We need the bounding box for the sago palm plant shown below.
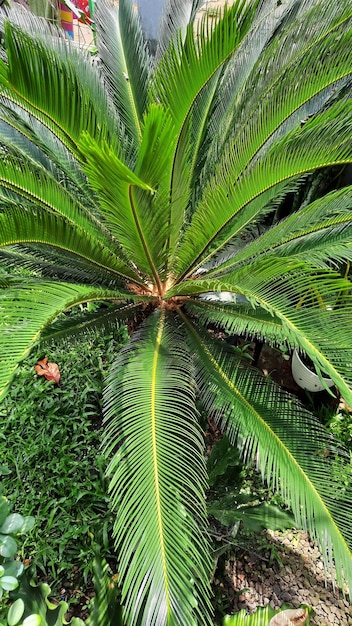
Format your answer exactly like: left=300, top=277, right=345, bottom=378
left=0, top=0, right=352, bottom=623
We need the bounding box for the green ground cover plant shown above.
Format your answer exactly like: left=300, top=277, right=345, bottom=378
left=0, top=0, right=352, bottom=623
left=0, top=326, right=127, bottom=588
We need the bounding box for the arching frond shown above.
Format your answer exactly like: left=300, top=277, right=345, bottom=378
left=170, top=258, right=352, bottom=405
left=41, top=301, right=143, bottom=343
left=184, top=298, right=286, bottom=347
left=211, top=186, right=352, bottom=273
left=0, top=281, right=129, bottom=400
left=215, top=0, right=352, bottom=176
left=103, top=310, right=212, bottom=625
left=155, top=0, right=203, bottom=62
left=179, top=313, right=352, bottom=593
left=150, top=0, right=258, bottom=130
left=79, top=134, right=168, bottom=286
left=0, top=209, right=141, bottom=284
left=175, top=98, right=352, bottom=278
left=0, top=97, right=95, bottom=200
left=0, top=20, right=119, bottom=159
left=0, top=152, right=114, bottom=246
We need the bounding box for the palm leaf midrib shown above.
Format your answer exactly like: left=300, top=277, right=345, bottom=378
left=3, top=88, right=82, bottom=158
left=150, top=306, right=172, bottom=615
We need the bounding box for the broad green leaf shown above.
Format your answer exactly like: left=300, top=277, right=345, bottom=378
left=0, top=514, right=24, bottom=535
left=209, top=501, right=295, bottom=533
left=0, top=535, right=17, bottom=558
left=0, top=575, right=18, bottom=591
left=7, top=598, right=24, bottom=626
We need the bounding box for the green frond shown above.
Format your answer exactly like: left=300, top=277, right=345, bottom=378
left=103, top=309, right=212, bottom=625
left=134, top=104, right=179, bottom=275
left=155, top=0, right=203, bottom=61
left=213, top=186, right=352, bottom=273
left=94, top=0, right=152, bottom=149
left=0, top=209, right=141, bottom=284
left=0, top=19, right=119, bottom=159
left=0, top=281, right=128, bottom=400
left=184, top=298, right=286, bottom=347
left=0, top=244, right=128, bottom=289
left=170, top=258, right=352, bottom=404
left=150, top=0, right=258, bottom=129
left=175, top=97, right=352, bottom=278
left=0, top=151, right=115, bottom=246
left=166, top=71, right=223, bottom=261
left=79, top=133, right=168, bottom=285
left=179, top=313, right=352, bottom=593
left=41, top=301, right=142, bottom=343
left=0, top=97, right=95, bottom=198
left=215, top=0, right=352, bottom=177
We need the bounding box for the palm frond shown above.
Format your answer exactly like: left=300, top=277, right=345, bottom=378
left=212, top=186, right=352, bottom=273
left=0, top=209, right=141, bottom=284
left=170, top=258, right=352, bottom=404
left=175, top=97, right=352, bottom=278
left=150, top=0, right=258, bottom=130
left=0, top=96, right=96, bottom=201
left=214, top=0, right=352, bottom=177
left=155, top=0, right=203, bottom=62
left=41, top=301, right=141, bottom=343
left=0, top=150, right=115, bottom=246
left=0, top=19, right=119, bottom=159
left=0, top=244, right=128, bottom=289
left=103, top=309, right=212, bottom=625
left=179, top=312, right=352, bottom=593
left=94, top=0, right=152, bottom=151
left=184, top=298, right=286, bottom=347
left=79, top=133, right=169, bottom=286
left=0, top=281, right=129, bottom=400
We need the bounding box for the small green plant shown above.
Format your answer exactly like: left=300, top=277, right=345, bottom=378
left=207, top=437, right=294, bottom=536
left=5, top=575, right=85, bottom=626
left=0, top=488, right=35, bottom=626
left=0, top=491, right=34, bottom=605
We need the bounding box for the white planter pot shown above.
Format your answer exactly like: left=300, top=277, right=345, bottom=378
left=291, top=349, right=334, bottom=392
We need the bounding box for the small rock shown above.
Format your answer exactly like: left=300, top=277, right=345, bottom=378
left=280, top=591, right=293, bottom=602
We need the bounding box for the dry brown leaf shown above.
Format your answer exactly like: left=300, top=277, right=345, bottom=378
left=34, top=357, right=61, bottom=384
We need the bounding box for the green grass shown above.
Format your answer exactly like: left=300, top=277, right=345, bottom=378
left=0, top=323, right=128, bottom=590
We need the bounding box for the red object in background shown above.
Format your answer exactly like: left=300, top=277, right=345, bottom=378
left=77, top=0, right=91, bottom=23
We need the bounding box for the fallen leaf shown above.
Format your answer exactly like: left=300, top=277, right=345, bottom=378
left=34, top=357, right=60, bottom=384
